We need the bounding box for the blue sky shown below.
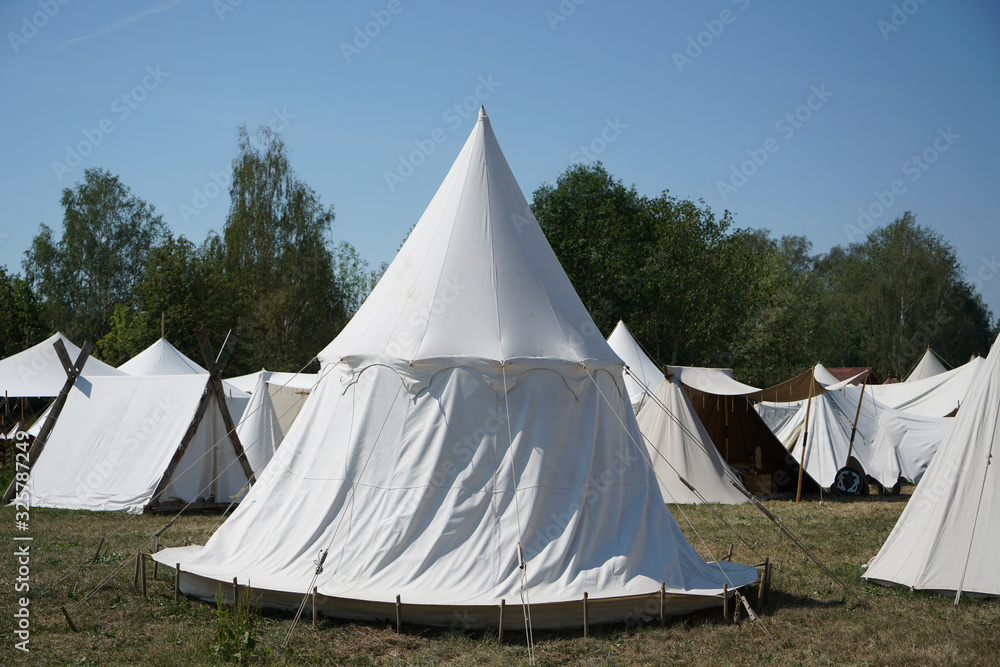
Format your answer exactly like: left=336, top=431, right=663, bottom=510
left=3, top=0, right=999, bottom=324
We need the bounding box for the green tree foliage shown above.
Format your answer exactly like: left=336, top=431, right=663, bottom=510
left=532, top=163, right=766, bottom=370
left=532, top=163, right=651, bottom=335
left=97, top=235, right=235, bottom=366
left=223, top=125, right=346, bottom=373
left=827, top=212, right=993, bottom=380
left=333, top=241, right=385, bottom=317
left=0, top=267, right=44, bottom=358
left=533, top=167, right=993, bottom=386
left=23, top=168, right=167, bottom=344
left=639, top=194, right=764, bottom=368
left=734, top=234, right=834, bottom=386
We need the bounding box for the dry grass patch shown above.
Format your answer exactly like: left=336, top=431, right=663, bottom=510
left=1, top=487, right=996, bottom=665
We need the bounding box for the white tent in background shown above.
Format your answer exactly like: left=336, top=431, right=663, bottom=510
left=155, top=108, right=755, bottom=628
left=19, top=373, right=255, bottom=513
left=233, top=370, right=319, bottom=476
left=118, top=337, right=251, bottom=422
left=755, top=365, right=872, bottom=490
left=606, top=320, right=664, bottom=412
left=868, top=356, right=983, bottom=417
left=905, top=347, right=948, bottom=382
left=864, top=333, right=1000, bottom=598
left=118, top=337, right=208, bottom=375
left=636, top=377, right=748, bottom=504
left=866, top=408, right=954, bottom=486
left=0, top=332, right=123, bottom=397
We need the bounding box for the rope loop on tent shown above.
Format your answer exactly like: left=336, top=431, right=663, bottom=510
left=314, top=549, right=328, bottom=575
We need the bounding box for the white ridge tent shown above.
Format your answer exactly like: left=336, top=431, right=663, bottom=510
left=905, top=347, right=948, bottom=382
left=863, top=333, right=1000, bottom=598
left=21, top=372, right=255, bottom=513
left=232, top=370, right=319, bottom=476
left=0, top=332, right=123, bottom=397
left=606, top=320, right=664, bottom=413
left=636, top=377, right=748, bottom=504
left=154, top=107, right=756, bottom=628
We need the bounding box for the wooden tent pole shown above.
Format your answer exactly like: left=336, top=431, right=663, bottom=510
left=724, top=396, right=729, bottom=461
left=3, top=340, right=91, bottom=502
left=845, top=370, right=870, bottom=464
left=795, top=373, right=816, bottom=503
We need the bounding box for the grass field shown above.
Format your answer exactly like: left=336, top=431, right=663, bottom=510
left=1, top=487, right=997, bottom=665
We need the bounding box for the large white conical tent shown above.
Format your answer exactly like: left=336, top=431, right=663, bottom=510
left=155, top=108, right=755, bottom=628
left=636, top=378, right=748, bottom=505
left=606, top=320, right=664, bottom=412
left=864, top=332, right=1000, bottom=598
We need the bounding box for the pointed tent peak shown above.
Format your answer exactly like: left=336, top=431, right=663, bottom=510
left=118, top=337, right=208, bottom=376
left=907, top=347, right=948, bottom=382
left=606, top=320, right=663, bottom=411
left=319, top=108, right=619, bottom=367
left=478, top=105, right=488, bottom=121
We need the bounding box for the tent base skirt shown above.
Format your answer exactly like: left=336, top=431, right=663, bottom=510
left=172, top=568, right=743, bottom=630
left=861, top=577, right=1000, bottom=600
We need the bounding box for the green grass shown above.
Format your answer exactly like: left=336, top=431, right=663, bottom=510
left=1, top=489, right=996, bottom=665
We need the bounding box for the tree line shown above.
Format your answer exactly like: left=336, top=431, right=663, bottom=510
left=5, top=125, right=382, bottom=376
left=533, top=163, right=996, bottom=386
left=1, top=132, right=995, bottom=386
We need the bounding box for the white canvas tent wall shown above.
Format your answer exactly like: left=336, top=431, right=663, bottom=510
left=863, top=333, right=1000, bottom=598
left=118, top=337, right=251, bottom=422
left=155, top=108, right=756, bottom=628
left=866, top=408, right=953, bottom=486
left=905, top=347, right=948, bottom=382
left=22, top=373, right=254, bottom=513
left=234, top=370, right=318, bottom=476
left=636, top=378, right=748, bottom=504
left=606, top=320, right=664, bottom=413
left=0, top=332, right=123, bottom=397
left=772, top=385, right=882, bottom=489
left=868, top=356, right=983, bottom=417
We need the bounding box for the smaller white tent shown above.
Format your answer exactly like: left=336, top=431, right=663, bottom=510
left=606, top=321, right=663, bottom=412
left=235, top=371, right=319, bottom=476
left=864, top=333, right=1000, bottom=598
left=636, top=378, right=748, bottom=504
left=118, top=338, right=251, bottom=421
left=118, top=337, right=207, bottom=376
left=20, top=373, right=255, bottom=513
left=0, top=332, right=123, bottom=397
left=905, top=348, right=948, bottom=382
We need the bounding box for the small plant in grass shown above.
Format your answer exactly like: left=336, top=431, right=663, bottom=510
left=213, top=585, right=266, bottom=663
